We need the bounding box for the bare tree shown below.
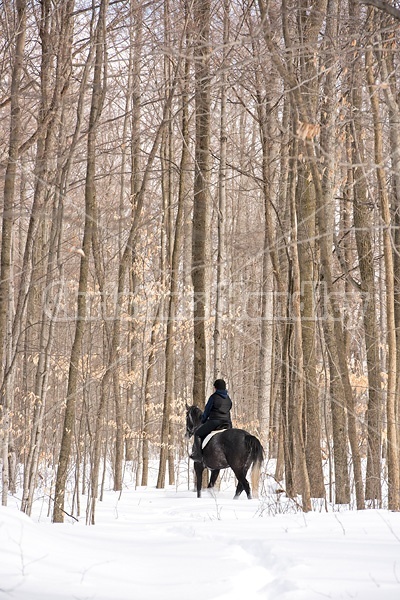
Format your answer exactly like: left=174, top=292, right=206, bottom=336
left=364, top=7, right=399, bottom=511
left=213, top=0, right=229, bottom=380
left=192, top=0, right=211, bottom=409
left=21, top=0, right=75, bottom=516
left=0, top=0, right=27, bottom=506
left=157, top=3, right=190, bottom=488
left=346, top=0, right=382, bottom=503
left=54, top=0, right=109, bottom=523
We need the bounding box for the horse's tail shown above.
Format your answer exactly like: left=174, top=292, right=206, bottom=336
left=245, top=434, right=264, bottom=499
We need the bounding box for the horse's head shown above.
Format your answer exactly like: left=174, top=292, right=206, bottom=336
left=185, top=404, right=203, bottom=438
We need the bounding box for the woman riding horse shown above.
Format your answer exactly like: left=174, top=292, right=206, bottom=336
left=189, top=379, right=232, bottom=462
left=186, top=403, right=264, bottom=499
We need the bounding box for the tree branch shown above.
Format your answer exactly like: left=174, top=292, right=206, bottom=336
left=361, top=0, right=400, bottom=20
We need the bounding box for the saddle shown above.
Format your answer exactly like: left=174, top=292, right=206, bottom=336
left=201, top=426, right=228, bottom=450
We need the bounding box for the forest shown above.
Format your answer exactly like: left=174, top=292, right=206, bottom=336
left=1, top=0, right=400, bottom=524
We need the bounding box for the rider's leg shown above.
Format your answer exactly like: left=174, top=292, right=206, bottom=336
left=189, top=433, right=203, bottom=461
left=189, top=422, right=215, bottom=461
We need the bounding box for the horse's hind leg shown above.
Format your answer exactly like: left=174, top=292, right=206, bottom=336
left=234, top=480, right=244, bottom=498
left=233, top=470, right=251, bottom=499
left=208, top=469, right=220, bottom=490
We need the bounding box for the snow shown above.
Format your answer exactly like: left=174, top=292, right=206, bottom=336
left=1, top=464, right=400, bottom=600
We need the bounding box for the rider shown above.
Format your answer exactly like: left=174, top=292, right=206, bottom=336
left=189, top=379, right=232, bottom=462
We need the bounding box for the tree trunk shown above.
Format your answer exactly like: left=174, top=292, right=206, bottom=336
left=0, top=0, right=27, bottom=506
left=377, top=14, right=400, bottom=505
left=141, top=304, right=161, bottom=487
left=213, top=0, right=229, bottom=380
left=20, top=0, right=74, bottom=516
left=54, top=0, right=108, bottom=523
left=254, top=78, right=279, bottom=448
left=317, top=109, right=365, bottom=509
left=126, top=0, right=143, bottom=463
left=296, top=165, right=325, bottom=498
left=364, top=12, right=399, bottom=510
left=347, top=31, right=382, bottom=502
left=289, top=137, right=312, bottom=512
left=192, top=0, right=211, bottom=409
left=157, top=19, right=190, bottom=487
left=380, top=27, right=400, bottom=498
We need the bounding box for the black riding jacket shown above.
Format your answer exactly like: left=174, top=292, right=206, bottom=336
left=202, top=390, right=232, bottom=425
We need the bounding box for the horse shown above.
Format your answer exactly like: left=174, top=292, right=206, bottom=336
left=185, top=404, right=264, bottom=499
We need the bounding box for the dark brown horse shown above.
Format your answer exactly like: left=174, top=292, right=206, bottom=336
left=186, top=405, right=264, bottom=499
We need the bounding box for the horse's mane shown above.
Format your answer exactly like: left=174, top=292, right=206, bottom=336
left=190, top=405, right=203, bottom=417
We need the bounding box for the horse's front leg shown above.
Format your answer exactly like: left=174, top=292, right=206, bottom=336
left=208, top=469, right=220, bottom=490
left=194, top=462, right=204, bottom=498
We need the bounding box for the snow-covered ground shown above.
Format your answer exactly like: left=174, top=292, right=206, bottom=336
left=1, top=462, right=400, bottom=599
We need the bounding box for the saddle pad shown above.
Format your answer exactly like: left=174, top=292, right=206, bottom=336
left=202, top=430, right=223, bottom=450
